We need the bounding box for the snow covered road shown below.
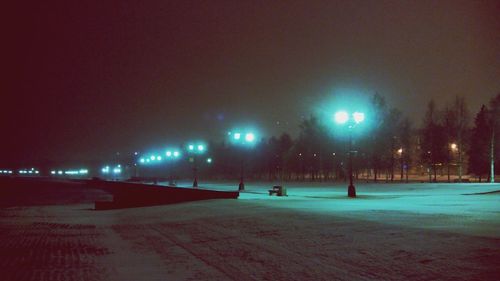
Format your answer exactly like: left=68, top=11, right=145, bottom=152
left=0, top=181, right=499, bottom=280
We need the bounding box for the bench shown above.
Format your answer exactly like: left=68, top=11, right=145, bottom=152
left=269, top=185, right=287, bottom=196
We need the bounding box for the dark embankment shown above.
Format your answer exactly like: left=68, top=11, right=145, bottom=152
left=0, top=177, right=111, bottom=207
left=91, top=180, right=239, bottom=210
left=0, top=177, right=239, bottom=209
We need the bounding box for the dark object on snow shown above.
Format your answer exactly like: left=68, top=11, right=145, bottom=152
left=269, top=185, right=287, bottom=196
left=94, top=181, right=239, bottom=210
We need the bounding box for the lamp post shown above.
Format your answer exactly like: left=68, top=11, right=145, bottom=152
left=187, top=143, right=205, bottom=187
left=229, top=131, right=256, bottom=191
left=334, top=110, right=365, bottom=197
left=165, top=149, right=181, bottom=186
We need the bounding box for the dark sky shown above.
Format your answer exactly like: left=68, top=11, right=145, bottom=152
left=3, top=0, right=499, bottom=165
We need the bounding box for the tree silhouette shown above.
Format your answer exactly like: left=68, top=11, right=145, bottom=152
left=420, top=100, right=447, bottom=182
left=398, top=117, right=412, bottom=182
left=468, top=105, right=490, bottom=181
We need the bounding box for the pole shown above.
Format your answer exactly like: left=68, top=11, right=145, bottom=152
left=490, top=130, right=495, bottom=183
left=348, top=129, right=356, bottom=197
left=193, top=156, right=198, bottom=187
left=239, top=154, right=245, bottom=191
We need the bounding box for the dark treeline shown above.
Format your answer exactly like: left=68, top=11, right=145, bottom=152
left=195, top=93, right=500, bottom=183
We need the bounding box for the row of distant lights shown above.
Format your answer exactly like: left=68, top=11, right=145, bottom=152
left=51, top=169, right=88, bottom=175
left=229, top=132, right=256, bottom=143
left=334, top=111, right=365, bottom=124
left=101, top=165, right=121, bottom=174
left=18, top=168, right=39, bottom=174
left=0, top=170, right=13, bottom=174
left=139, top=149, right=182, bottom=164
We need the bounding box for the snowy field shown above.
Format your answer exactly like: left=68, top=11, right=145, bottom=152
left=0, top=180, right=499, bottom=280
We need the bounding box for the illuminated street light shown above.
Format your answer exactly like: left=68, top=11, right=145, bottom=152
left=162, top=148, right=182, bottom=186
left=229, top=129, right=258, bottom=190
left=450, top=143, right=458, bottom=151
left=334, top=110, right=365, bottom=198
left=245, top=133, right=255, bottom=142
left=207, top=157, right=212, bottom=164
left=353, top=112, right=365, bottom=123
left=186, top=142, right=207, bottom=187
left=101, top=166, right=110, bottom=174
left=334, top=111, right=349, bottom=124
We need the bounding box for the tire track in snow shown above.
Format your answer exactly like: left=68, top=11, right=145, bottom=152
left=150, top=220, right=369, bottom=281
left=148, top=224, right=238, bottom=281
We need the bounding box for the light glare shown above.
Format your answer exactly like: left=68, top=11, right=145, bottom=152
left=334, top=111, right=349, bottom=124
left=353, top=112, right=365, bottom=123
left=245, top=133, right=255, bottom=142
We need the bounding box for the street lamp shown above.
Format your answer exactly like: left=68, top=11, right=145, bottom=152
left=164, top=148, right=182, bottom=186
left=228, top=130, right=257, bottom=191
left=187, top=142, right=206, bottom=187
left=334, top=111, right=365, bottom=197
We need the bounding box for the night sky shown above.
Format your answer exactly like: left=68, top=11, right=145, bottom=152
left=3, top=0, right=499, bottom=166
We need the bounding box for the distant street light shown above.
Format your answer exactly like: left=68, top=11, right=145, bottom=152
left=334, top=110, right=365, bottom=197
left=450, top=143, right=458, bottom=151
left=166, top=149, right=182, bottom=185
left=228, top=130, right=257, bottom=191
left=186, top=142, right=206, bottom=187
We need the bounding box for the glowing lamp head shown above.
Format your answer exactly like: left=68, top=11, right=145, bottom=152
left=157, top=156, right=162, bottom=161
left=207, top=158, right=212, bottom=164
left=334, top=111, right=349, bottom=124
left=173, top=151, right=180, bottom=158
left=353, top=112, right=365, bottom=123
left=139, top=158, right=145, bottom=163
left=245, top=133, right=255, bottom=142
left=150, top=155, right=156, bottom=161
left=188, top=145, right=194, bottom=151
left=233, top=133, right=241, bottom=140
left=166, top=151, right=172, bottom=157
left=197, top=145, right=205, bottom=152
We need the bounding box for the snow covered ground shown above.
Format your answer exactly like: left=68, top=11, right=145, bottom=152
left=0, top=180, right=499, bottom=280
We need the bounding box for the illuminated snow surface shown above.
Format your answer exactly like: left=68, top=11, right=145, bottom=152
left=0, top=181, right=499, bottom=280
